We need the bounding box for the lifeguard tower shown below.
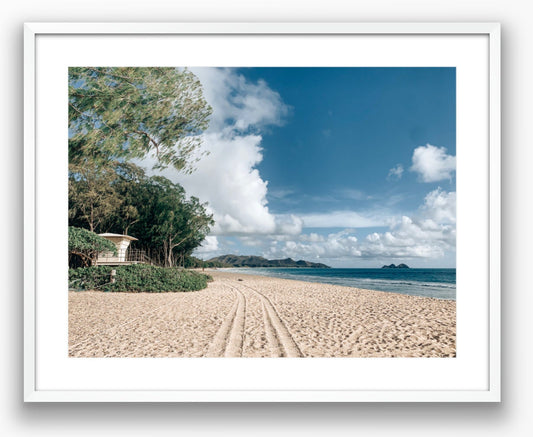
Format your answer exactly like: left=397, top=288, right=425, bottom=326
left=96, top=233, right=141, bottom=265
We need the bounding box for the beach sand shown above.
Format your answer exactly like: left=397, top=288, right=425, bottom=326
left=69, top=270, right=456, bottom=358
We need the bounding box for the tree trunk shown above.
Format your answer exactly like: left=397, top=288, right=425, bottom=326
left=89, top=206, right=95, bottom=232
left=166, top=238, right=174, bottom=267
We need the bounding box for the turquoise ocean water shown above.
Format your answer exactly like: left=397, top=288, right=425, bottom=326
left=222, top=268, right=456, bottom=300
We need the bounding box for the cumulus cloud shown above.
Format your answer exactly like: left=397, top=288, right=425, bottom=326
left=300, top=232, right=325, bottom=243
left=421, top=188, right=456, bottom=224
left=194, top=236, right=219, bottom=254
left=411, top=144, right=456, bottom=182
left=275, top=214, right=303, bottom=235
left=175, top=132, right=277, bottom=235
left=360, top=216, right=455, bottom=259
left=387, top=164, right=404, bottom=181
left=265, top=189, right=456, bottom=262
left=265, top=230, right=361, bottom=260
left=191, top=67, right=289, bottom=133
left=360, top=188, right=456, bottom=259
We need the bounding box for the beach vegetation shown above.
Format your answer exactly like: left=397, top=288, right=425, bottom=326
left=68, top=227, right=117, bottom=267
left=69, top=264, right=210, bottom=292
left=69, top=162, right=214, bottom=267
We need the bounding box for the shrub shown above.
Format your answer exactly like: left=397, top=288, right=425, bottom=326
left=68, top=227, right=117, bottom=267
left=68, top=264, right=210, bottom=292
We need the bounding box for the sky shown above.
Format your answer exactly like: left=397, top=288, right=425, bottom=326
left=145, top=67, right=456, bottom=268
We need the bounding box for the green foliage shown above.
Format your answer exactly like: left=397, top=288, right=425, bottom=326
left=69, top=67, right=212, bottom=172
left=144, top=176, right=214, bottom=267
left=69, top=264, right=113, bottom=289
left=68, top=162, right=214, bottom=265
left=68, top=227, right=117, bottom=266
left=68, top=67, right=215, bottom=263
left=68, top=226, right=117, bottom=253
left=68, top=162, right=122, bottom=232
left=68, top=264, right=210, bottom=292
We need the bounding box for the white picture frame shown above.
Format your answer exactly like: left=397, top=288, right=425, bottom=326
left=24, top=22, right=501, bottom=402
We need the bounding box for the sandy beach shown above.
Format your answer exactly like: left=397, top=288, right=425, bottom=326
left=69, top=270, right=456, bottom=358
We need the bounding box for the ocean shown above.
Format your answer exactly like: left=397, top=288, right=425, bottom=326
left=222, top=267, right=456, bottom=300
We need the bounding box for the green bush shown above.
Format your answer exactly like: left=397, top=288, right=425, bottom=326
left=69, top=264, right=210, bottom=292
left=68, top=227, right=117, bottom=267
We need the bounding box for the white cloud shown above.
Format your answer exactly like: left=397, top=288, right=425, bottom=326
left=360, top=216, right=455, bottom=259
left=411, top=144, right=456, bottom=182
left=275, top=214, right=303, bottom=235
left=421, top=188, right=456, bottom=224
left=300, top=232, right=325, bottom=243
left=191, top=67, right=289, bottom=133
left=194, top=236, right=219, bottom=254
left=358, top=189, right=456, bottom=259
left=387, top=164, right=404, bottom=181
left=237, top=236, right=264, bottom=247
left=265, top=230, right=361, bottom=260
left=264, top=189, right=456, bottom=262
left=176, top=132, right=277, bottom=235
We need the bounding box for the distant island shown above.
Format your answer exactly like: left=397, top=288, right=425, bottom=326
left=381, top=263, right=410, bottom=269
left=207, top=254, right=331, bottom=269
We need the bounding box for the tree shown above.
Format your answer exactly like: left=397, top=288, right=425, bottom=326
left=146, top=177, right=214, bottom=267
left=68, top=67, right=212, bottom=172
left=68, top=162, right=122, bottom=233
left=68, top=227, right=117, bottom=267
left=111, top=162, right=147, bottom=235
left=171, top=196, right=214, bottom=266
left=68, top=161, right=214, bottom=267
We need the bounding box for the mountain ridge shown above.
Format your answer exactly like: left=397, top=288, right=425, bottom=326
left=207, top=254, right=331, bottom=268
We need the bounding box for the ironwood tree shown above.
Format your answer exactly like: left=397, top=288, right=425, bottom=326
left=69, top=67, right=212, bottom=172
left=68, top=162, right=122, bottom=233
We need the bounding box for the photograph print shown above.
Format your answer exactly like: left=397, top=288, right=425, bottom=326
left=68, top=66, right=456, bottom=358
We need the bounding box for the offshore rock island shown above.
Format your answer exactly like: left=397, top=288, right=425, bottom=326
left=207, top=254, right=331, bottom=268
left=381, top=263, right=410, bottom=269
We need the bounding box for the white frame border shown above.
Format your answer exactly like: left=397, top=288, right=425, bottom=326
left=24, top=22, right=501, bottom=403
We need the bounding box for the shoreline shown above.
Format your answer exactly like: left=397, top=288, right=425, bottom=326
left=69, top=270, right=456, bottom=358
left=208, top=267, right=456, bottom=301
left=206, top=268, right=448, bottom=300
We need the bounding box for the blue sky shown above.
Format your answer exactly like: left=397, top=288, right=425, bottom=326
left=249, top=68, right=455, bottom=215
left=149, top=67, right=456, bottom=268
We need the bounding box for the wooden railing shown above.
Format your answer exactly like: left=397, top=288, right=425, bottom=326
left=125, top=249, right=154, bottom=264
left=96, top=249, right=157, bottom=266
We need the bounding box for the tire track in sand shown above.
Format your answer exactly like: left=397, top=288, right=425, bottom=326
left=231, top=280, right=302, bottom=358
left=205, top=284, right=246, bottom=357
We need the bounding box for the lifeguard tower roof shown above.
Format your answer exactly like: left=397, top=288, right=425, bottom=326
left=99, top=233, right=138, bottom=241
